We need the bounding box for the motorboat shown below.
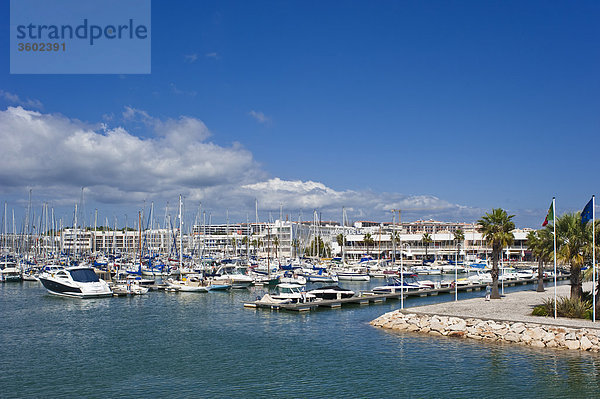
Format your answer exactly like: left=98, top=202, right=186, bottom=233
left=372, top=275, right=430, bottom=293
left=260, top=283, right=316, bottom=304
left=38, top=266, right=112, bottom=298
left=467, top=271, right=492, bottom=284
left=516, top=269, right=535, bottom=280
left=334, top=267, right=371, bottom=281
left=307, top=285, right=355, bottom=300
left=302, top=267, right=339, bottom=283
left=279, top=271, right=307, bottom=285
left=111, top=280, right=149, bottom=295
left=0, top=261, right=22, bottom=282
left=166, top=275, right=209, bottom=292
left=211, top=265, right=253, bottom=288
left=499, top=267, right=519, bottom=281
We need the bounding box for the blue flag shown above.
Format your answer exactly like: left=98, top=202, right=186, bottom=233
left=581, top=197, right=594, bottom=225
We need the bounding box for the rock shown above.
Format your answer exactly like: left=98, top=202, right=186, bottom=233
left=530, top=340, right=546, bottom=348
left=542, top=332, right=555, bottom=343
left=430, top=320, right=445, bottom=332
left=521, top=334, right=532, bottom=343
left=546, top=340, right=558, bottom=348
left=565, top=340, right=580, bottom=350
left=395, top=323, right=410, bottom=330
left=448, top=320, right=467, bottom=331
left=504, top=333, right=520, bottom=342
left=490, top=322, right=505, bottom=331
left=448, top=331, right=466, bottom=338
left=580, top=336, right=593, bottom=351
left=565, top=333, right=576, bottom=340
left=510, top=323, right=526, bottom=334
left=495, top=328, right=509, bottom=337
left=421, top=327, right=430, bottom=334
left=530, top=328, right=545, bottom=341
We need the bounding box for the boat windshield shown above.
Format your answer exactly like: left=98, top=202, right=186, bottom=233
left=69, top=269, right=100, bottom=283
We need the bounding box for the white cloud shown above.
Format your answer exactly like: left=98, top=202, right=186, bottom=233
left=235, top=178, right=477, bottom=222
left=0, top=90, right=43, bottom=109
left=0, top=106, right=262, bottom=205
left=0, top=105, right=478, bottom=223
left=169, top=83, right=197, bottom=97
left=184, top=53, right=198, bottom=63
left=205, top=52, right=220, bottom=60
left=248, top=110, right=270, bottom=124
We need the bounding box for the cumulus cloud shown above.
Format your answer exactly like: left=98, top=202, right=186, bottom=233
left=205, top=52, right=220, bottom=60
left=235, top=178, right=476, bottom=221
left=0, top=106, right=262, bottom=205
left=0, top=90, right=43, bottom=109
left=0, top=105, right=477, bottom=223
left=184, top=53, right=198, bottom=63
left=248, top=110, right=270, bottom=124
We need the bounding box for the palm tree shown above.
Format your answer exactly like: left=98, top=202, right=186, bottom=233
left=421, top=233, right=432, bottom=264
left=454, top=228, right=464, bottom=264
left=477, top=208, right=515, bottom=299
left=363, top=233, right=374, bottom=255
left=336, top=233, right=344, bottom=247
left=553, top=212, right=591, bottom=300
left=230, top=238, right=237, bottom=256
left=527, top=229, right=553, bottom=292
left=273, top=236, right=280, bottom=260
left=291, top=238, right=300, bottom=258
left=390, top=231, right=400, bottom=261
left=241, top=236, right=249, bottom=257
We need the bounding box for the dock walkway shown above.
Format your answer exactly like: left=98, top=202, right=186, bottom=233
left=407, top=280, right=600, bottom=330
left=243, top=275, right=570, bottom=313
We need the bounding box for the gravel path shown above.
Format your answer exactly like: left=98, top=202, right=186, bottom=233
left=406, top=281, right=600, bottom=330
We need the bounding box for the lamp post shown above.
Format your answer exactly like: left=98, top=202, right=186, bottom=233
left=401, top=243, right=410, bottom=310
left=455, top=243, right=460, bottom=301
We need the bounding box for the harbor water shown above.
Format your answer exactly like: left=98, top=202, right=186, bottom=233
left=1, top=279, right=599, bottom=398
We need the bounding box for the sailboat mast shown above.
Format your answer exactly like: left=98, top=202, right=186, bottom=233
left=139, top=211, right=142, bottom=268
left=179, top=195, right=183, bottom=271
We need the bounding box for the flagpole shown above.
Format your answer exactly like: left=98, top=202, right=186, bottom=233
left=593, top=195, right=596, bottom=322
left=553, top=197, right=557, bottom=320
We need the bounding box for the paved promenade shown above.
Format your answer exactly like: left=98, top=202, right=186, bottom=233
left=406, top=281, right=600, bottom=330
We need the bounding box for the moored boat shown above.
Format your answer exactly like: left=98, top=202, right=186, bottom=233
left=38, top=266, right=112, bottom=298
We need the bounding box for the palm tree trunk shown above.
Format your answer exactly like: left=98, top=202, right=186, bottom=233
left=490, top=246, right=501, bottom=299
left=536, top=259, right=545, bottom=292
left=595, top=278, right=600, bottom=317
left=570, top=263, right=583, bottom=300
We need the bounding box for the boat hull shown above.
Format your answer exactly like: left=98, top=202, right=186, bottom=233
left=39, top=277, right=112, bottom=298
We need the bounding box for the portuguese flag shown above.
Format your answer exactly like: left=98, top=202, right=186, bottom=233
left=542, top=200, right=554, bottom=227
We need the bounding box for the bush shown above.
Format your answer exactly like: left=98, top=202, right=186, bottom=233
left=532, top=295, right=593, bottom=320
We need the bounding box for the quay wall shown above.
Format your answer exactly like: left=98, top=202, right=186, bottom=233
left=371, top=310, right=600, bottom=352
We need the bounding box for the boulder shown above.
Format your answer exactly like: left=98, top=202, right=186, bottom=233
left=580, top=336, right=593, bottom=351
left=504, top=332, right=520, bottom=342
left=542, top=332, right=555, bottom=343
left=510, top=323, right=526, bottom=334
left=530, top=340, right=546, bottom=348
left=448, top=319, right=467, bottom=331
left=565, top=340, right=580, bottom=350
left=530, top=328, right=545, bottom=341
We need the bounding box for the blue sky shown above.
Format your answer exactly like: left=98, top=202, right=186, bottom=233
left=0, top=0, right=599, bottom=228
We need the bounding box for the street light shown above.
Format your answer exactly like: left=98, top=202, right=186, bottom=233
left=401, top=242, right=410, bottom=310
left=455, top=243, right=460, bottom=301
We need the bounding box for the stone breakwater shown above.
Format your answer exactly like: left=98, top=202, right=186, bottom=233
left=371, top=310, right=600, bottom=352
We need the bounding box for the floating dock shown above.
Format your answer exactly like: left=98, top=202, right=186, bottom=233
left=243, top=275, right=570, bottom=312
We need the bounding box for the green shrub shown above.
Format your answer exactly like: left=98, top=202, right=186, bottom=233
left=532, top=295, right=593, bottom=320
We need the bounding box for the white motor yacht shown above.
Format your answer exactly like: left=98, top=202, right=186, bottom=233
left=38, top=266, right=112, bottom=298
